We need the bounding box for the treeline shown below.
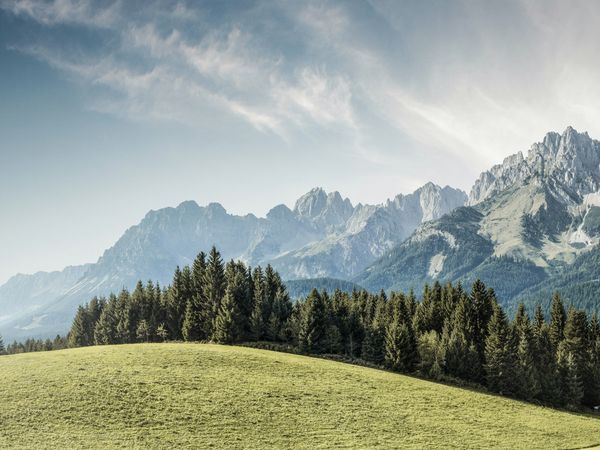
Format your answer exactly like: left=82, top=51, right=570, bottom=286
left=0, top=335, right=68, bottom=355
left=62, top=246, right=600, bottom=411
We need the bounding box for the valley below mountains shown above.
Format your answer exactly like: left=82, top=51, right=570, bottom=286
left=2, top=126, right=600, bottom=341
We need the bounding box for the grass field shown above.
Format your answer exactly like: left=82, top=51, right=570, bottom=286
left=0, top=343, right=599, bottom=449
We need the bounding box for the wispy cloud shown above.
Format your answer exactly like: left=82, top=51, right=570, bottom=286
left=4, top=0, right=600, bottom=175
left=1, top=0, right=358, bottom=141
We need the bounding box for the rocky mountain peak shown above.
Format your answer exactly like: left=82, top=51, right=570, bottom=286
left=468, top=127, right=600, bottom=205
left=293, top=187, right=354, bottom=229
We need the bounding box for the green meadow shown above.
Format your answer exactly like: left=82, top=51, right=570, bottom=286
left=0, top=343, right=598, bottom=449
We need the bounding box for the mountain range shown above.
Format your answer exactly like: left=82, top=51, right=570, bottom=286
left=0, top=182, right=466, bottom=341
left=3, top=126, right=600, bottom=341
left=356, top=127, right=600, bottom=313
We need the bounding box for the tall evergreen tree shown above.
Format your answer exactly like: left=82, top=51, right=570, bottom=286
left=250, top=267, right=266, bottom=340
left=516, top=324, right=541, bottom=400
left=94, top=294, right=118, bottom=345
left=69, top=305, right=91, bottom=347
left=298, top=289, right=328, bottom=354
left=202, top=246, right=225, bottom=337
left=384, top=316, right=417, bottom=371
left=485, top=303, right=514, bottom=394
left=549, top=292, right=566, bottom=349
left=213, top=285, right=242, bottom=344
left=166, top=267, right=187, bottom=340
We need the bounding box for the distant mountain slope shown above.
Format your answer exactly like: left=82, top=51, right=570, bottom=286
left=0, top=183, right=465, bottom=341
left=0, top=265, right=90, bottom=328
left=284, top=278, right=364, bottom=299
left=515, top=243, right=600, bottom=314
left=356, top=127, right=600, bottom=310
left=272, top=183, right=466, bottom=279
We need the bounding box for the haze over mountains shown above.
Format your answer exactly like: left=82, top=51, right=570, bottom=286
left=0, top=182, right=466, bottom=341
left=3, top=126, right=600, bottom=341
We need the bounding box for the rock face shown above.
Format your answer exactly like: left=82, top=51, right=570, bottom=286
left=272, top=183, right=467, bottom=279
left=468, top=127, right=600, bottom=206
left=357, top=127, right=600, bottom=307
left=0, top=183, right=466, bottom=341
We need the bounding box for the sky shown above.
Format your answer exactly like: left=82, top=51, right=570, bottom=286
left=2, top=0, right=600, bottom=284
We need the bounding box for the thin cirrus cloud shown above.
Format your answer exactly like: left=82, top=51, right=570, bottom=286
left=2, top=0, right=358, bottom=144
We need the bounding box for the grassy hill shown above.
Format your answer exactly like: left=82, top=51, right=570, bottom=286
left=0, top=344, right=598, bottom=449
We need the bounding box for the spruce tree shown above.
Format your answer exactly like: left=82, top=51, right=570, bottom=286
left=533, top=304, right=545, bottom=333
left=167, top=267, right=187, bottom=340
left=298, top=289, right=328, bottom=354
left=94, top=295, right=118, bottom=345
left=562, top=307, right=593, bottom=406
left=69, top=305, right=91, bottom=348
left=202, top=246, right=225, bottom=337
left=182, top=299, right=202, bottom=342
left=0, top=334, right=5, bottom=354
left=213, top=287, right=241, bottom=344
left=532, top=323, right=561, bottom=404
left=549, top=292, right=566, bottom=349
left=267, top=288, right=292, bottom=341
left=516, top=324, right=541, bottom=400
left=470, top=280, right=494, bottom=361
left=485, top=303, right=512, bottom=394
left=115, top=289, right=133, bottom=343
left=384, top=317, right=417, bottom=372
left=250, top=267, right=266, bottom=340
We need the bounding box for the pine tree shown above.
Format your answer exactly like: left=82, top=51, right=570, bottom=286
left=69, top=305, right=91, bottom=348
left=182, top=299, right=202, bottom=342
left=267, top=288, right=292, bottom=341
left=530, top=321, right=560, bottom=404
left=213, top=287, right=241, bottom=344
left=557, top=347, right=584, bottom=408
left=115, top=289, right=133, bottom=343
left=561, top=307, right=593, bottom=406
left=0, top=334, right=5, bottom=354
left=250, top=267, right=265, bottom=340
left=589, top=312, right=599, bottom=344
left=298, top=289, right=328, bottom=354
left=94, top=294, right=118, bottom=345
left=533, top=304, right=545, bottom=333
left=549, top=292, right=566, bottom=349
left=384, top=317, right=417, bottom=372
left=470, top=280, right=494, bottom=361
left=202, top=246, right=225, bottom=337
left=516, top=324, right=541, bottom=400
left=190, top=252, right=208, bottom=339
left=485, top=303, right=513, bottom=394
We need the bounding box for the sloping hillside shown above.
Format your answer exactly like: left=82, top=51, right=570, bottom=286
left=0, top=344, right=598, bottom=449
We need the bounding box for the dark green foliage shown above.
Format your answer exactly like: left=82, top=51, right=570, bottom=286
left=298, top=289, right=328, bottom=354
left=384, top=317, right=417, bottom=371
left=202, top=246, right=226, bottom=338
left=485, top=304, right=515, bottom=394
left=549, top=292, right=566, bottom=349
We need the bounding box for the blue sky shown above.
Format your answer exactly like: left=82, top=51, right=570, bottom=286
left=2, top=0, right=600, bottom=284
